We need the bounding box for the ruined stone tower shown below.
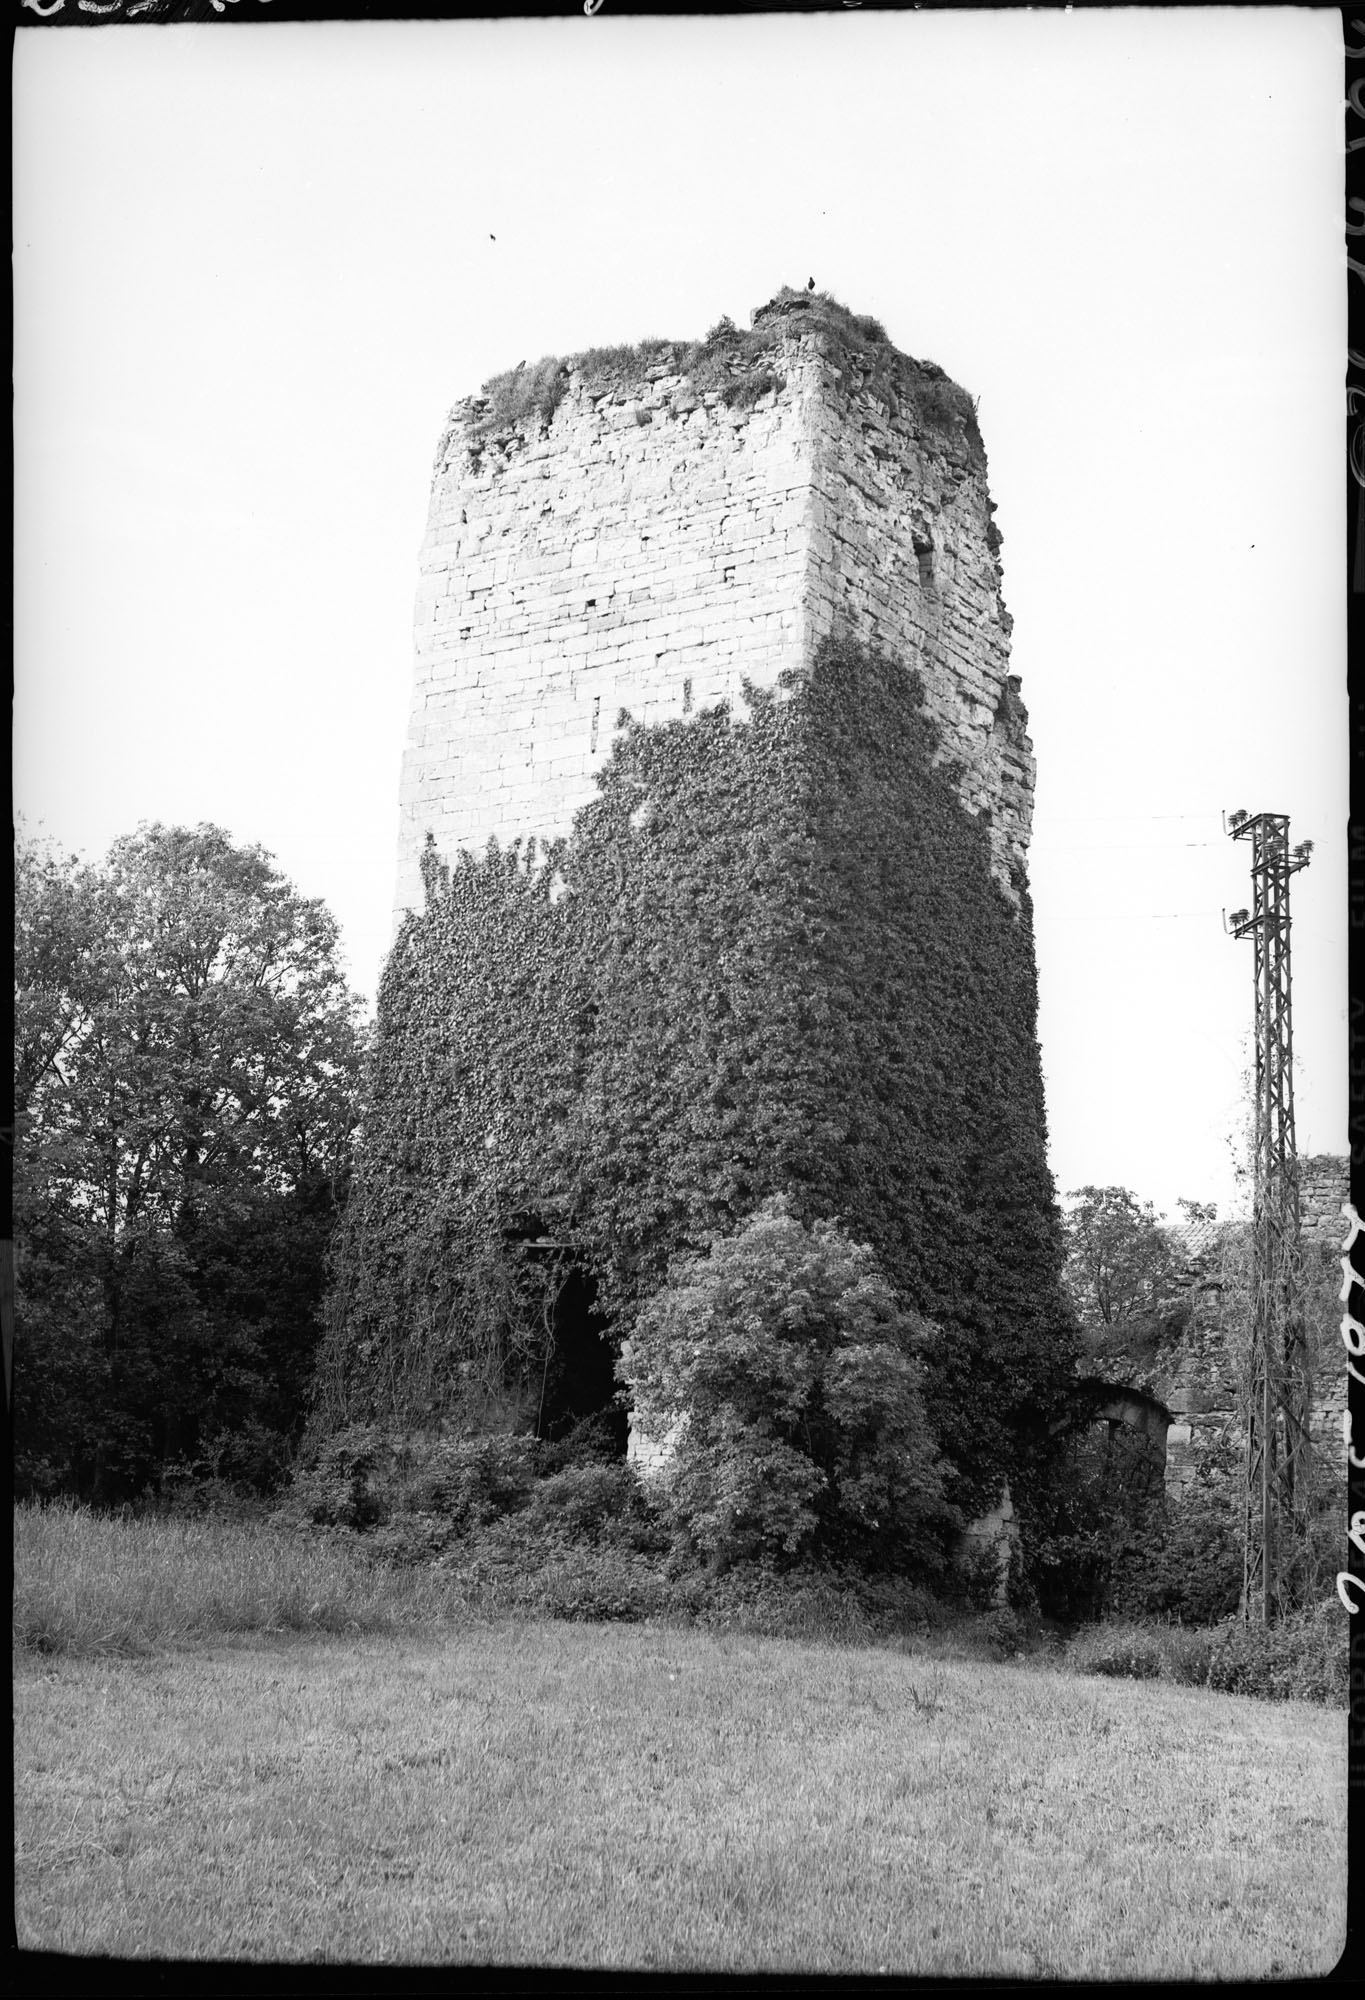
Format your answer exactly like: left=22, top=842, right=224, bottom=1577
left=327, top=292, right=1071, bottom=1529
left=395, top=291, right=1035, bottom=919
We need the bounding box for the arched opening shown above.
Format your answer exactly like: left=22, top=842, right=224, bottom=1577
left=1035, top=1379, right=1175, bottom=1621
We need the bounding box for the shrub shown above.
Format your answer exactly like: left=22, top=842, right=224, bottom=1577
left=1150, top=1622, right=1224, bottom=1687
left=618, top=1198, right=953, bottom=1571
left=367, top=1512, right=463, bottom=1565
left=397, top=1432, right=538, bottom=1528
left=1069, top=1622, right=1165, bottom=1681
left=675, top=1561, right=957, bottom=1649
left=913, top=377, right=971, bottom=432
left=284, top=1424, right=390, bottom=1529
left=438, top=1518, right=672, bottom=1623
left=520, top=1462, right=638, bottom=1542
left=955, top=1542, right=1009, bottom=1613
left=681, top=328, right=787, bottom=409
left=970, top=1606, right=1034, bottom=1660
left=1108, top=1470, right=1243, bottom=1627
left=512, top=1543, right=670, bottom=1623
left=534, top=1410, right=622, bottom=1477
left=1198, top=1600, right=1348, bottom=1705
left=843, top=1568, right=939, bottom=1635
left=697, top=1563, right=877, bottom=1645
left=1067, top=1602, right=1348, bottom=1705
left=281, top=1426, right=541, bottom=1539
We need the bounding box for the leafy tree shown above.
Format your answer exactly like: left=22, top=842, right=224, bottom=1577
left=1036, top=1185, right=1188, bottom=1618
left=617, top=1197, right=955, bottom=1572
left=1061, top=1185, right=1180, bottom=1364
left=13, top=823, right=367, bottom=1502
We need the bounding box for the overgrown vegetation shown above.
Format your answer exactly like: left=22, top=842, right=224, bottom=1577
left=619, top=1200, right=955, bottom=1573
left=312, top=839, right=582, bottom=1439
left=14, top=1485, right=1350, bottom=1712
left=1044, top=1184, right=1347, bottom=1625
left=271, top=1414, right=972, bottom=1642
left=315, top=635, right=1076, bottom=1556
left=1066, top=1600, right=1348, bottom=1706
left=1104, top=1432, right=1244, bottom=1625
left=471, top=353, right=573, bottom=441
left=11, top=1496, right=1011, bottom=1662
left=13, top=824, right=367, bottom=1506
left=460, top=288, right=980, bottom=456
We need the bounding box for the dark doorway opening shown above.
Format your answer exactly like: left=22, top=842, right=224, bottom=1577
left=536, top=1264, right=626, bottom=1455
left=503, top=1214, right=625, bottom=1456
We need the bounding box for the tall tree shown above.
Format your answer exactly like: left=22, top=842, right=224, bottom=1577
left=14, top=823, right=367, bottom=1501
left=1060, top=1185, right=1179, bottom=1359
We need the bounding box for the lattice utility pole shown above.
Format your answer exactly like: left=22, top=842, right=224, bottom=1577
left=1225, top=811, right=1314, bottom=1624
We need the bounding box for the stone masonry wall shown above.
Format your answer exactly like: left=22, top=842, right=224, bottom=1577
left=394, top=314, right=1034, bottom=923
left=1156, top=1155, right=1349, bottom=1501
left=801, top=352, right=1033, bottom=892
left=396, top=365, right=811, bottom=922
left=1300, top=1153, right=1350, bottom=1254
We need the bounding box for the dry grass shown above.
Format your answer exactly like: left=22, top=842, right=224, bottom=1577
left=15, top=1623, right=1345, bottom=1975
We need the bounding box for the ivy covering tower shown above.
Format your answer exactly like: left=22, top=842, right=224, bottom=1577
left=316, top=291, right=1075, bottom=1530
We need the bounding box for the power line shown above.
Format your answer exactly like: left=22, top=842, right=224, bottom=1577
left=1032, top=811, right=1222, bottom=826
left=1039, top=910, right=1228, bottom=924
left=1032, top=841, right=1218, bottom=853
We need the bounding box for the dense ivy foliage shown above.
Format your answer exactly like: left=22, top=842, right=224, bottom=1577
left=315, top=636, right=1076, bottom=1521
left=312, top=844, right=584, bottom=1435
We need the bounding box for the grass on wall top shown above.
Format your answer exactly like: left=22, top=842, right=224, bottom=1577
left=460, top=288, right=981, bottom=455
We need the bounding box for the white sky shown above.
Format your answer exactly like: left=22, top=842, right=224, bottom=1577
left=13, top=10, right=1347, bottom=1225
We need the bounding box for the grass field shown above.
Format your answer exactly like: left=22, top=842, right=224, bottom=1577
left=16, top=1621, right=1346, bottom=1975
left=13, top=1502, right=1349, bottom=1974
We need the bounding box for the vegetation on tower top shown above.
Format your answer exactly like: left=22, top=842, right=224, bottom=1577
left=459, top=288, right=981, bottom=457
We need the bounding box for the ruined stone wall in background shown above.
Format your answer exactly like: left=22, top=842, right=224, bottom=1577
left=1158, top=1154, right=1349, bottom=1500
left=1300, top=1153, right=1350, bottom=1253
